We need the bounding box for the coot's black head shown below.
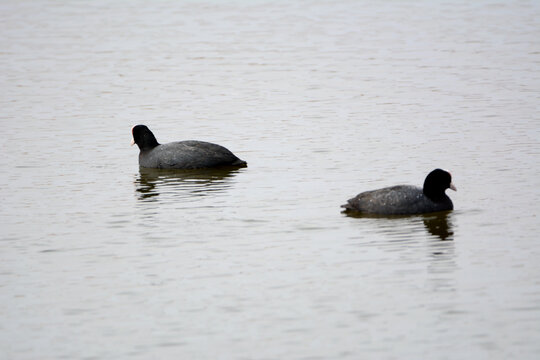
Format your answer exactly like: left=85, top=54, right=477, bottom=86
left=131, top=125, right=160, bottom=151
left=423, top=168, right=457, bottom=201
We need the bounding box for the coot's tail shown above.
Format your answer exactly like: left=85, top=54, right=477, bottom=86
left=232, top=158, right=247, bottom=167
left=340, top=202, right=353, bottom=212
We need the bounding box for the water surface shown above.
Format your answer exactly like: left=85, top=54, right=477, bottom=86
left=1, top=0, right=540, bottom=359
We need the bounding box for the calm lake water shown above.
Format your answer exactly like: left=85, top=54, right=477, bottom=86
left=1, top=0, right=540, bottom=359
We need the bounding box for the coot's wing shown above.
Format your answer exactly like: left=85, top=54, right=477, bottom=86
left=157, top=141, right=244, bottom=169
left=344, top=185, right=423, bottom=215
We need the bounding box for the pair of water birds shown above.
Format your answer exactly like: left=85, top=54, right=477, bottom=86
left=131, top=125, right=456, bottom=216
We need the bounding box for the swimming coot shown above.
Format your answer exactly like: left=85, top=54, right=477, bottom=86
left=131, top=125, right=247, bottom=169
left=342, top=169, right=456, bottom=215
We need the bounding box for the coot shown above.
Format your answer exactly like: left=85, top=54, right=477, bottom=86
left=342, top=169, right=456, bottom=215
left=131, top=125, right=247, bottom=169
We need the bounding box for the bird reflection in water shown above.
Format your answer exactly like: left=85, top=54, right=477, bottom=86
left=134, top=167, right=243, bottom=202
left=344, top=210, right=454, bottom=241
left=421, top=211, right=454, bottom=241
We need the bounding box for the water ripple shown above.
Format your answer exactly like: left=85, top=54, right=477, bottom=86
left=134, top=167, right=244, bottom=203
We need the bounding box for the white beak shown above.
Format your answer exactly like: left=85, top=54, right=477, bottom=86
left=130, top=125, right=136, bottom=146
left=449, top=182, right=457, bottom=191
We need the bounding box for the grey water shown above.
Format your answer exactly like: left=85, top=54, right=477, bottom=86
left=1, top=0, right=540, bottom=359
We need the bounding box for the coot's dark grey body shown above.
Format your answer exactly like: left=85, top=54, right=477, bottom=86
left=139, top=140, right=247, bottom=169
left=342, top=169, right=456, bottom=215
left=132, top=125, right=247, bottom=169
left=342, top=185, right=453, bottom=215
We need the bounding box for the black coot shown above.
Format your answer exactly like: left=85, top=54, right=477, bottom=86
left=131, top=125, right=247, bottom=169
left=342, top=169, right=456, bottom=215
